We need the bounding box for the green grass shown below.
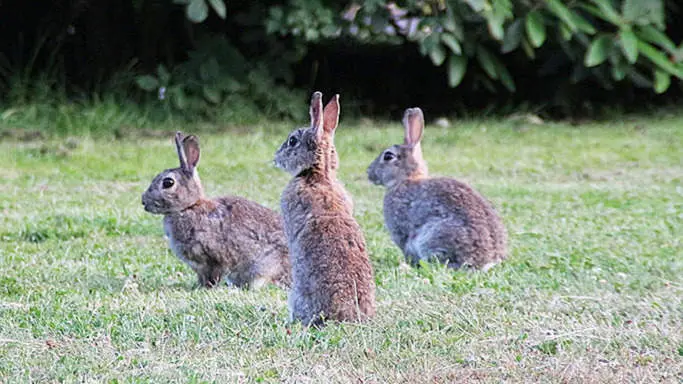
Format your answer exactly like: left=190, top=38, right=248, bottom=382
left=1, top=115, right=681, bottom=383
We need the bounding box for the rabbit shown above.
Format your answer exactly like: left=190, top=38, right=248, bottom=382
left=367, top=108, right=508, bottom=271
left=291, top=114, right=354, bottom=214
left=141, top=131, right=291, bottom=289
left=274, top=92, right=376, bottom=325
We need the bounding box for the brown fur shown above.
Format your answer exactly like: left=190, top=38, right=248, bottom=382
left=142, top=132, right=291, bottom=288
left=275, top=92, right=376, bottom=325
left=367, top=108, right=507, bottom=270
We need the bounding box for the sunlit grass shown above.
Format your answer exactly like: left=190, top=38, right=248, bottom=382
left=1, top=115, right=681, bottom=382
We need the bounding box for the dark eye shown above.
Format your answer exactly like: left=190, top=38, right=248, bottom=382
left=162, top=178, right=175, bottom=189
left=288, top=136, right=298, bottom=147
left=383, top=152, right=396, bottom=161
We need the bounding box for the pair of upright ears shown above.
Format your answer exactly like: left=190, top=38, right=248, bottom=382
left=309, top=92, right=340, bottom=139
left=175, top=131, right=200, bottom=172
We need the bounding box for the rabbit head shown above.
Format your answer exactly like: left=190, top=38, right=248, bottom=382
left=142, top=131, right=204, bottom=214
left=367, top=107, right=429, bottom=187
left=274, top=91, right=340, bottom=177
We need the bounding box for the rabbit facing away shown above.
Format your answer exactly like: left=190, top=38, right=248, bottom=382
left=367, top=108, right=507, bottom=271
left=274, top=92, right=376, bottom=325
left=142, top=132, right=291, bottom=289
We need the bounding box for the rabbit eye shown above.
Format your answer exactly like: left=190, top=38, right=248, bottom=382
left=383, top=152, right=396, bottom=161
left=162, top=178, right=175, bottom=189
left=288, top=136, right=299, bottom=147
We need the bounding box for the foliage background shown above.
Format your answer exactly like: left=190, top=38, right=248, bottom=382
left=0, top=0, right=682, bottom=127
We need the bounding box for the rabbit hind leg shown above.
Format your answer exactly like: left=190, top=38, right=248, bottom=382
left=412, top=221, right=475, bottom=269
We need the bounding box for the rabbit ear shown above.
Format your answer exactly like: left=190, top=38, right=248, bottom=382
left=309, top=91, right=324, bottom=139
left=182, top=135, right=200, bottom=171
left=322, top=94, right=340, bottom=136
left=175, top=131, right=189, bottom=169
left=403, top=107, right=424, bottom=148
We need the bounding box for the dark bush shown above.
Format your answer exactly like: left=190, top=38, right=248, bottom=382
left=0, top=0, right=681, bottom=119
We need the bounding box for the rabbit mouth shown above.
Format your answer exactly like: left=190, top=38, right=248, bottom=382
left=142, top=199, right=164, bottom=214
left=366, top=170, right=382, bottom=186
left=142, top=202, right=157, bottom=213
left=273, top=158, right=282, bottom=169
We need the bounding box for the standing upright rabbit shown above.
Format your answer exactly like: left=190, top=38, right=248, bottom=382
left=274, top=92, right=376, bottom=325
left=367, top=108, right=508, bottom=271
left=142, top=132, right=291, bottom=288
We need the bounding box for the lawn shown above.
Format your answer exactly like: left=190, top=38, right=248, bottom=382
left=0, top=115, right=681, bottom=383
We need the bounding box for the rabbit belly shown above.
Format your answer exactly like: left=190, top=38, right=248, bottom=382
left=164, top=221, right=202, bottom=271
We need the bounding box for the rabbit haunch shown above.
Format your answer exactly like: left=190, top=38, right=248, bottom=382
left=367, top=108, right=508, bottom=270
left=142, top=131, right=291, bottom=288
left=275, top=92, right=376, bottom=325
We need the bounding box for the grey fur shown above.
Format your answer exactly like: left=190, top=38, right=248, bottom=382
left=367, top=108, right=507, bottom=270
left=275, top=92, right=376, bottom=325
left=142, top=132, right=291, bottom=288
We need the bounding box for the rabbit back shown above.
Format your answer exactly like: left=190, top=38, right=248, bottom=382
left=384, top=177, right=507, bottom=269
left=282, top=176, right=376, bottom=325
left=164, top=196, right=291, bottom=288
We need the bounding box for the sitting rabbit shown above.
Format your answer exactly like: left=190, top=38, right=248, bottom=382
left=367, top=108, right=507, bottom=271
left=142, top=132, right=291, bottom=288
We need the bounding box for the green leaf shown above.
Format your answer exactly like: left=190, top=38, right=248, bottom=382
left=441, top=33, right=462, bottom=55
left=486, top=12, right=506, bottom=41
left=219, top=77, right=242, bottom=92
left=207, top=0, right=226, bottom=19
left=611, top=62, right=626, bottom=81
left=463, top=0, right=485, bottom=12
left=443, top=6, right=458, bottom=33
left=495, top=60, right=516, bottom=92
left=443, top=5, right=465, bottom=40
left=447, top=55, right=467, bottom=87
left=653, top=69, right=670, bottom=93
left=526, top=11, right=546, bottom=48
left=521, top=38, right=536, bottom=59
left=588, top=0, right=621, bottom=24
left=570, top=12, right=596, bottom=35
left=429, top=44, right=447, bottom=66
left=501, top=20, right=523, bottom=53
left=559, top=23, right=573, bottom=41
left=477, top=47, right=499, bottom=80
left=186, top=0, right=209, bottom=23
left=202, top=86, right=222, bottom=104
left=171, top=87, right=187, bottom=110
left=156, top=65, right=171, bottom=84
left=135, top=75, right=159, bottom=91
left=545, top=0, right=576, bottom=32
left=585, top=35, right=612, bottom=67
left=619, top=29, right=639, bottom=64
left=420, top=33, right=439, bottom=57
left=199, top=58, right=220, bottom=81
left=635, top=25, right=676, bottom=52
left=637, top=40, right=683, bottom=78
